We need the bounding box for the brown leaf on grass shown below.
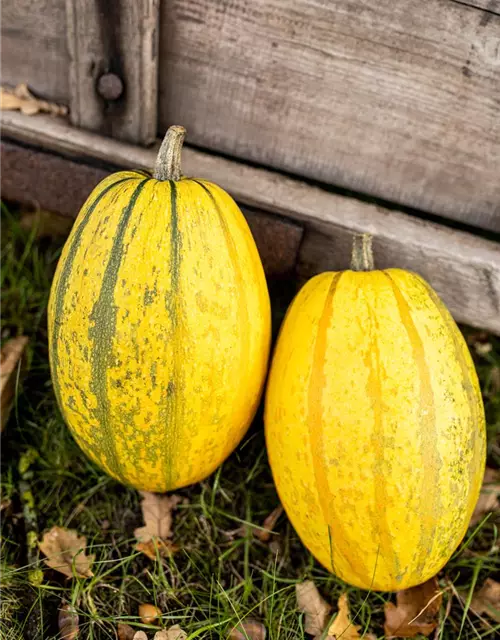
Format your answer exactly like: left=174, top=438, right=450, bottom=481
left=117, top=624, right=136, bottom=640
left=470, top=579, right=500, bottom=623
left=39, top=526, right=94, bottom=578
left=384, top=577, right=442, bottom=638
left=135, top=492, right=181, bottom=541
left=1, top=335, right=29, bottom=431
left=0, top=83, right=68, bottom=116
left=296, top=581, right=331, bottom=636
left=139, top=603, right=161, bottom=624
left=136, top=538, right=180, bottom=560
left=254, top=506, right=284, bottom=542
left=326, top=593, right=361, bottom=639
left=134, top=492, right=182, bottom=560
left=470, top=467, right=500, bottom=526
left=156, top=626, right=188, bottom=640
left=20, top=209, right=74, bottom=240
left=58, top=603, right=79, bottom=640
left=228, top=619, right=267, bottom=640
left=132, top=633, right=148, bottom=640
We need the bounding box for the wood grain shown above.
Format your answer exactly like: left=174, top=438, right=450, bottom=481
left=449, top=0, right=500, bottom=12
left=66, top=0, right=159, bottom=144
left=2, top=0, right=68, bottom=102
left=3, top=112, right=499, bottom=332
left=159, top=0, right=500, bottom=232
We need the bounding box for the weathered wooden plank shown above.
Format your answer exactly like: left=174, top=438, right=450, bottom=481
left=66, top=0, right=159, bottom=144
left=297, top=226, right=500, bottom=335
left=159, top=0, right=500, bottom=232
left=2, top=112, right=499, bottom=332
left=2, top=0, right=68, bottom=102
left=0, top=139, right=303, bottom=279
left=449, top=0, right=500, bottom=11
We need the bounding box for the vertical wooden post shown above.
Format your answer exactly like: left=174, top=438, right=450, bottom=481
left=66, top=0, right=159, bottom=145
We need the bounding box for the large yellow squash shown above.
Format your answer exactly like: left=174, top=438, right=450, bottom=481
left=265, top=236, right=485, bottom=591
left=48, top=126, right=271, bottom=492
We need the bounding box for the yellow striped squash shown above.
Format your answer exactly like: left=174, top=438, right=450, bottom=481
left=265, top=236, right=486, bottom=591
left=48, top=126, right=271, bottom=492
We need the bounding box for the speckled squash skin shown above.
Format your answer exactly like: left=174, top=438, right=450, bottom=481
left=48, top=158, right=271, bottom=492
left=265, top=268, right=486, bottom=591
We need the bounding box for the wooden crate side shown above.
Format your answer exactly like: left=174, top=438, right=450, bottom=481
left=2, top=0, right=69, bottom=102
left=2, top=112, right=499, bottom=333
left=66, top=0, right=160, bottom=144
left=159, top=0, right=500, bottom=232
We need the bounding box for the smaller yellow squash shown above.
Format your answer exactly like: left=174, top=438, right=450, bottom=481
left=265, top=235, right=486, bottom=591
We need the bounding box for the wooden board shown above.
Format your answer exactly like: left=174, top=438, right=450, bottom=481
left=451, top=1, right=500, bottom=11
left=66, top=0, right=159, bottom=144
left=159, top=0, right=500, bottom=232
left=2, top=0, right=68, bottom=102
left=3, top=112, right=499, bottom=333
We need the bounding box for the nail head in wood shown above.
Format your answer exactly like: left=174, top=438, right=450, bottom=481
left=96, top=73, right=124, bottom=101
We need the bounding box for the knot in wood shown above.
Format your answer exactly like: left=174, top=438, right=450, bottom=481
left=96, top=73, right=124, bottom=101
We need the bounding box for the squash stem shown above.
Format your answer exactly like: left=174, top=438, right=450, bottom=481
left=153, top=125, right=186, bottom=181
left=350, top=233, right=375, bottom=271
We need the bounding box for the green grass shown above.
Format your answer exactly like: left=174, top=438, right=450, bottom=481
left=1, top=203, right=499, bottom=640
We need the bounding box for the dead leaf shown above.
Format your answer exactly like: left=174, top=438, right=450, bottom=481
left=136, top=538, right=179, bottom=560
left=1, top=336, right=29, bottom=431
left=58, top=603, right=79, bottom=640
left=154, top=626, right=188, bottom=640
left=254, top=506, right=284, bottom=542
left=0, top=83, right=68, bottom=116
left=135, top=492, right=181, bottom=541
left=470, top=578, right=500, bottom=623
left=117, top=624, right=136, bottom=640
left=470, top=467, right=500, bottom=526
left=39, top=526, right=94, bottom=578
left=20, top=210, right=74, bottom=239
left=132, top=633, right=148, bottom=640
left=229, top=619, right=267, bottom=640
left=384, top=577, right=442, bottom=638
left=296, top=580, right=331, bottom=636
left=139, top=603, right=161, bottom=624
left=326, top=593, right=360, bottom=639
left=135, top=492, right=181, bottom=559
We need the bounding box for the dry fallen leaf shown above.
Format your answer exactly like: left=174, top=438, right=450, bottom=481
left=117, top=623, right=136, bottom=640
left=254, top=506, right=284, bottom=542
left=139, top=602, right=161, bottom=624
left=384, top=577, right=442, bottom=638
left=20, top=209, right=74, bottom=239
left=134, top=492, right=182, bottom=559
left=39, top=526, right=94, bottom=579
left=153, top=625, right=188, bottom=640
left=470, top=578, right=500, bottom=623
left=1, top=336, right=29, bottom=431
left=0, top=83, right=68, bottom=116
left=296, top=580, right=331, bottom=636
left=229, top=619, right=267, bottom=640
left=136, top=538, right=179, bottom=560
left=132, top=633, right=148, bottom=640
left=58, top=603, right=79, bottom=640
left=470, top=467, right=500, bottom=526
left=326, top=593, right=360, bottom=639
